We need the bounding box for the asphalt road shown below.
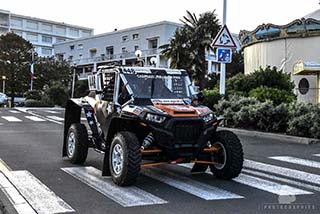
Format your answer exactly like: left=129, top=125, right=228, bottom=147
left=0, top=107, right=319, bottom=214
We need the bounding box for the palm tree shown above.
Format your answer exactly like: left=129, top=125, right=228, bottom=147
left=161, top=11, right=220, bottom=89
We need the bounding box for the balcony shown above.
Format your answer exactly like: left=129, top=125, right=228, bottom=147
left=73, top=48, right=159, bottom=65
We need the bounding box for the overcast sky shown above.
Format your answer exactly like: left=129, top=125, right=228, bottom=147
left=2, top=0, right=319, bottom=34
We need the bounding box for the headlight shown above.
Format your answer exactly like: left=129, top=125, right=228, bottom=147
left=202, top=113, right=214, bottom=123
left=145, top=113, right=166, bottom=123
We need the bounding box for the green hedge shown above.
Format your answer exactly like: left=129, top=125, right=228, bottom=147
left=215, top=96, right=320, bottom=138
left=202, top=89, right=221, bottom=109
left=249, top=86, right=296, bottom=105
left=24, top=99, right=53, bottom=107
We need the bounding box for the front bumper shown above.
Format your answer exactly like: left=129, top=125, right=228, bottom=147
left=149, top=118, right=216, bottom=159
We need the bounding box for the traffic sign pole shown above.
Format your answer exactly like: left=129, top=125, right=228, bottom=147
left=220, top=0, right=227, bottom=96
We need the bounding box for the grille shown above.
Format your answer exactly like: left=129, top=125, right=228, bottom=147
left=173, top=120, right=203, bottom=143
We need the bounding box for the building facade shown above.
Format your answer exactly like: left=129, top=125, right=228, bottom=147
left=54, top=21, right=239, bottom=80
left=239, top=9, right=320, bottom=104
left=0, top=9, right=93, bottom=56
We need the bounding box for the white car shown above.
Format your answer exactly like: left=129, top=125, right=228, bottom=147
left=0, top=93, right=8, bottom=106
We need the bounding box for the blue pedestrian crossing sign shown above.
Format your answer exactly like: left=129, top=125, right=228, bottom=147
left=216, top=48, right=232, bottom=63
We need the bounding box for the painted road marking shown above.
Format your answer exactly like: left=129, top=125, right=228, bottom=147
left=81, top=117, right=86, bottom=121
left=0, top=159, right=12, bottom=172
left=243, top=169, right=320, bottom=192
left=45, top=110, right=59, bottom=114
left=62, top=166, right=167, bottom=207
left=1, top=116, right=22, bottom=122
left=142, top=167, right=243, bottom=200
left=270, top=156, right=320, bottom=169
left=234, top=174, right=312, bottom=196
left=180, top=163, right=312, bottom=196
left=0, top=172, right=36, bottom=214
left=6, top=170, right=74, bottom=214
left=47, top=116, right=64, bottom=121
left=313, top=154, right=320, bottom=157
left=9, top=110, right=20, bottom=113
left=244, top=159, right=320, bottom=186
left=24, top=116, right=46, bottom=122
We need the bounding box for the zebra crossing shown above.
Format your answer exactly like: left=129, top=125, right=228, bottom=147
left=2, top=154, right=320, bottom=213
left=0, top=110, right=65, bottom=123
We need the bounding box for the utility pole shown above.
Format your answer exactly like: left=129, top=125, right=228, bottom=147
left=219, top=0, right=227, bottom=95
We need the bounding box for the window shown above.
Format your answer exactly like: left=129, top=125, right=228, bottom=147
left=55, top=25, right=66, bottom=35
left=42, top=35, right=52, bottom=43
left=69, top=28, right=79, bottom=37
left=79, top=54, right=83, bottom=59
left=56, top=53, right=64, bottom=61
left=148, top=38, right=158, bottom=49
left=134, top=45, right=139, bottom=51
left=122, top=35, right=128, bottom=42
left=0, top=14, right=9, bottom=27
left=11, top=18, right=22, bottom=28
left=26, top=20, right=38, bottom=30
left=106, top=46, right=114, bottom=59
left=121, top=47, right=127, bottom=53
left=132, top=33, right=139, bottom=40
left=42, top=47, right=52, bottom=55
left=77, top=44, right=83, bottom=50
left=70, top=45, right=75, bottom=50
left=82, top=30, right=91, bottom=37
left=68, top=55, right=73, bottom=60
left=298, top=78, right=309, bottom=95
left=56, top=37, right=66, bottom=43
left=90, top=48, right=97, bottom=58
left=41, top=23, right=52, bottom=32
left=27, top=33, right=38, bottom=42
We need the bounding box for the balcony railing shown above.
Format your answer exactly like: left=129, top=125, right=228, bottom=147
left=73, top=48, right=159, bottom=65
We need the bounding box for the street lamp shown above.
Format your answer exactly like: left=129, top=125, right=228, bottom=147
left=2, top=76, right=6, bottom=93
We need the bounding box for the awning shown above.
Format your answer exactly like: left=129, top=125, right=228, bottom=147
left=293, top=61, right=320, bottom=75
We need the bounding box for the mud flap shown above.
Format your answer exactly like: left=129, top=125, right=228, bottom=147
left=63, top=99, right=82, bottom=157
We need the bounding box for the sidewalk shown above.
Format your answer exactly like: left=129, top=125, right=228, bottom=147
left=220, top=127, right=320, bottom=145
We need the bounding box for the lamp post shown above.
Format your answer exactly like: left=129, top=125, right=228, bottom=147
left=2, top=76, right=6, bottom=93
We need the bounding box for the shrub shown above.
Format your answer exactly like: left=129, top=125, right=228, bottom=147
left=24, top=99, right=53, bottom=107
left=45, top=82, right=69, bottom=107
left=249, top=86, right=296, bottom=105
left=226, top=66, right=295, bottom=98
left=203, top=88, right=221, bottom=109
left=24, top=90, right=43, bottom=100
left=74, top=80, right=89, bottom=98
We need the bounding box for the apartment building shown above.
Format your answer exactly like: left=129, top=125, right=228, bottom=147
left=0, top=9, right=93, bottom=56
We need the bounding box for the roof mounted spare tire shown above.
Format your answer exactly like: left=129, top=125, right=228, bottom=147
left=110, top=131, right=141, bottom=186
left=66, top=123, right=89, bottom=164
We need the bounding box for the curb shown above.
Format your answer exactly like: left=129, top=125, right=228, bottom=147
left=0, top=188, right=17, bottom=214
left=219, top=127, right=320, bottom=145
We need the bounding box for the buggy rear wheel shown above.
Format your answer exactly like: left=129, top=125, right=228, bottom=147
left=66, top=123, right=88, bottom=164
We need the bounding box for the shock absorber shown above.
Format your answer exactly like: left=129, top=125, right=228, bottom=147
left=141, top=133, right=154, bottom=150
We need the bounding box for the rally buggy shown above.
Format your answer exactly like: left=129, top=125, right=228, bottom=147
left=62, top=66, right=243, bottom=186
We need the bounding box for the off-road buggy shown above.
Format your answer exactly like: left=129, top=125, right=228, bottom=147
left=63, top=66, right=243, bottom=186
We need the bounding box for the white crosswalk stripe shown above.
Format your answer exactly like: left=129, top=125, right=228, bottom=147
left=313, top=154, right=320, bottom=157
left=24, top=116, right=46, bottom=122
left=180, top=163, right=312, bottom=196
left=9, top=110, right=20, bottom=114
left=1, top=171, right=74, bottom=214
left=1, top=116, right=22, bottom=122
left=244, top=159, right=320, bottom=186
left=62, top=166, right=167, bottom=207
left=142, top=167, right=244, bottom=200
left=270, top=156, right=320, bottom=169
left=47, top=116, right=64, bottom=121
left=45, top=110, right=59, bottom=114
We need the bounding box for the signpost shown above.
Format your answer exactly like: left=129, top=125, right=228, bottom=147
left=212, top=24, right=236, bottom=95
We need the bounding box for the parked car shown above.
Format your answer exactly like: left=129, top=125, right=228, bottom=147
left=0, top=93, right=8, bottom=107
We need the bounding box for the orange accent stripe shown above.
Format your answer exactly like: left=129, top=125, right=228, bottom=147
left=141, top=162, right=168, bottom=168
left=203, top=147, right=219, bottom=152
left=191, top=160, right=219, bottom=165
left=141, top=149, right=162, bottom=154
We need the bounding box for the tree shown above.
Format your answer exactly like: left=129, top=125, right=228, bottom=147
left=32, top=56, right=73, bottom=90
left=0, top=33, right=33, bottom=104
left=161, top=11, right=220, bottom=89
